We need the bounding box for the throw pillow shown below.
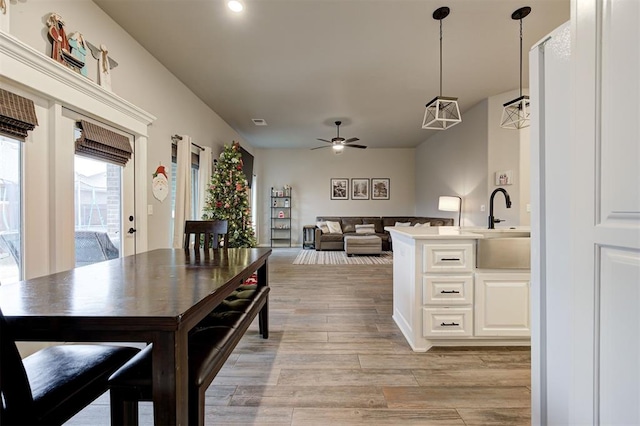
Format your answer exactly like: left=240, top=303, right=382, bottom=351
left=355, top=224, right=376, bottom=234
left=413, top=222, right=431, bottom=227
left=316, top=221, right=330, bottom=234
left=326, top=221, right=343, bottom=234
left=395, top=222, right=411, bottom=227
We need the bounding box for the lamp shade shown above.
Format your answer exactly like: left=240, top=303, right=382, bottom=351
left=438, top=195, right=462, bottom=226
left=438, top=196, right=460, bottom=211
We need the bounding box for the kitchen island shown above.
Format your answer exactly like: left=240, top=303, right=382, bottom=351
left=386, top=226, right=531, bottom=352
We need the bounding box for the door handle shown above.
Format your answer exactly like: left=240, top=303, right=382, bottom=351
left=128, top=228, right=136, bottom=234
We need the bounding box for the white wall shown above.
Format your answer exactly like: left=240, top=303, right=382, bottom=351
left=9, top=0, right=250, bottom=250
left=415, top=99, right=489, bottom=227
left=415, top=90, right=531, bottom=228
left=256, top=148, right=416, bottom=246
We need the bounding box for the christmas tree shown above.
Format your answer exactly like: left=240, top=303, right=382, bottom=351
left=202, top=142, right=257, bottom=248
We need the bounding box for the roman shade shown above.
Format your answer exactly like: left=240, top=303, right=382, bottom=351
left=75, top=120, right=132, bottom=166
left=0, top=88, right=39, bottom=139
left=171, top=143, right=200, bottom=167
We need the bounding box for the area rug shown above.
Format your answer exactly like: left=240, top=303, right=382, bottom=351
left=293, top=250, right=393, bottom=265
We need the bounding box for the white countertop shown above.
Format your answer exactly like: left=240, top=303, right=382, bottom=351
left=384, top=226, right=531, bottom=240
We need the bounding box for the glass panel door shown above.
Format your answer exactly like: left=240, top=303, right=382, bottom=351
left=0, top=135, right=21, bottom=284
left=74, top=155, right=122, bottom=267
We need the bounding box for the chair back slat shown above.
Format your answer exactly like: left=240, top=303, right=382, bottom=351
left=184, top=220, right=228, bottom=249
left=0, top=308, right=35, bottom=421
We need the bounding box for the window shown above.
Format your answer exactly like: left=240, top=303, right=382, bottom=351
left=73, top=127, right=122, bottom=267
left=0, top=135, right=22, bottom=284
left=171, top=144, right=200, bottom=221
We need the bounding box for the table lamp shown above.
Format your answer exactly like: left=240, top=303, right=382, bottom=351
left=438, top=195, right=462, bottom=226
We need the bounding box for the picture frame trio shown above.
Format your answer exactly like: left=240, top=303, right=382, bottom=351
left=330, top=178, right=390, bottom=200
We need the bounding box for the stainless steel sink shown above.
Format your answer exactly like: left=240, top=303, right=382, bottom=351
left=475, top=230, right=531, bottom=269
left=471, top=230, right=531, bottom=239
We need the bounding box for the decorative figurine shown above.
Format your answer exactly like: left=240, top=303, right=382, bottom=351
left=68, top=32, right=88, bottom=77
left=87, top=41, right=118, bottom=90
left=46, top=13, right=85, bottom=74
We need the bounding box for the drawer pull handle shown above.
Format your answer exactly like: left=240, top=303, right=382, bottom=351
left=441, top=257, right=460, bottom=261
left=441, top=322, right=460, bottom=327
left=440, top=290, right=460, bottom=294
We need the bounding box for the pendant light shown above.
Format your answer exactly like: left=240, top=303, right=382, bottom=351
left=501, top=6, right=532, bottom=130
left=422, top=6, right=461, bottom=131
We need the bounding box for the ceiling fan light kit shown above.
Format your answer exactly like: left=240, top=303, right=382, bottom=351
left=422, top=6, right=461, bottom=131
left=311, top=121, right=367, bottom=151
left=501, top=6, right=532, bottom=130
left=227, top=0, right=244, bottom=12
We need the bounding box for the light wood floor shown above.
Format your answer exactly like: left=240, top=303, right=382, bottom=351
left=66, top=248, right=531, bottom=425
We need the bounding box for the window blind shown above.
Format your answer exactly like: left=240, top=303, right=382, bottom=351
left=75, top=120, right=132, bottom=166
left=0, top=88, right=39, bottom=139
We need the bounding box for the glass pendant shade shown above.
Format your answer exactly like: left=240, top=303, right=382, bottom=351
left=501, top=95, right=530, bottom=129
left=423, top=7, right=461, bottom=131
left=422, top=96, right=462, bottom=130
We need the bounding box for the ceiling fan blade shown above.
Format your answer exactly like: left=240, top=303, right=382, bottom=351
left=345, top=137, right=360, bottom=143
left=310, top=145, right=331, bottom=150
left=316, top=138, right=332, bottom=143
left=345, top=144, right=367, bottom=149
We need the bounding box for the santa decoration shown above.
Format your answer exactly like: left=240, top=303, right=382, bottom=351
left=152, top=165, right=169, bottom=202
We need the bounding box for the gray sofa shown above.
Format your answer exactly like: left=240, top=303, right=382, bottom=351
left=314, top=216, right=454, bottom=251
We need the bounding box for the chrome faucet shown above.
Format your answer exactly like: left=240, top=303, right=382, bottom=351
left=488, top=187, right=512, bottom=229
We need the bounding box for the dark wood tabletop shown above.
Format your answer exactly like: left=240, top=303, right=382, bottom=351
left=0, top=247, right=272, bottom=425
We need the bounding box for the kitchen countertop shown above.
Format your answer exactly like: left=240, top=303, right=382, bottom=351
left=385, top=226, right=531, bottom=240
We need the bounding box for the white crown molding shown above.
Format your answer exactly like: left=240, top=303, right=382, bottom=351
left=0, top=30, right=155, bottom=135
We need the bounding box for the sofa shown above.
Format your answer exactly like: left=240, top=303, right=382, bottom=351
left=314, top=216, right=454, bottom=251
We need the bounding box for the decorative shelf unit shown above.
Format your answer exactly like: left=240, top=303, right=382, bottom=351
left=271, top=187, right=292, bottom=247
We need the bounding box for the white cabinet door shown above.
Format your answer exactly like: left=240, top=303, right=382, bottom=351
left=474, top=273, right=530, bottom=337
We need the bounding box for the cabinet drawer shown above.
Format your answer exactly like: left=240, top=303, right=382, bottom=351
left=423, top=275, right=473, bottom=305
left=423, top=307, right=473, bottom=337
left=423, top=243, right=474, bottom=273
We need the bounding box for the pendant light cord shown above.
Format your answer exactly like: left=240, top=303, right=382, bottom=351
left=439, top=18, right=443, bottom=97
left=519, top=18, right=523, bottom=98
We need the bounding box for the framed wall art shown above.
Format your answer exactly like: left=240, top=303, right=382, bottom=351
left=351, top=178, right=369, bottom=200
left=330, top=178, right=349, bottom=200
left=371, top=178, right=390, bottom=200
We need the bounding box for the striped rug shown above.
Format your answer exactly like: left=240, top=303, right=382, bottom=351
left=292, top=250, right=393, bottom=265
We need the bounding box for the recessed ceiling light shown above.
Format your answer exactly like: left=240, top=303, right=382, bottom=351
left=252, top=118, right=267, bottom=126
left=228, top=0, right=243, bottom=12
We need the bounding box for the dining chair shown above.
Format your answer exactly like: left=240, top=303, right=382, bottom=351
left=0, top=308, right=140, bottom=425
left=183, top=220, right=228, bottom=249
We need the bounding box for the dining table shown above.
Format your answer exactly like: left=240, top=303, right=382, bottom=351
left=0, top=247, right=272, bottom=425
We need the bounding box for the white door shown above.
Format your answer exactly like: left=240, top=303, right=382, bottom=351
left=62, top=112, right=137, bottom=267
left=571, top=0, right=640, bottom=423
left=534, top=1, right=640, bottom=424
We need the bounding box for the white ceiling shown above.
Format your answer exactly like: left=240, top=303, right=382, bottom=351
left=93, top=0, right=569, bottom=150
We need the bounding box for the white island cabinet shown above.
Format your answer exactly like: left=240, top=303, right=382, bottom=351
left=386, top=226, right=530, bottom=352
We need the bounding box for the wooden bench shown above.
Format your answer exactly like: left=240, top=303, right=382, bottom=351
left=108, top=282, right=269, bottom=425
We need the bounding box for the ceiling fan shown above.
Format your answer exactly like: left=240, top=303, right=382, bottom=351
left=311, top=121, right=367, bottom=151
